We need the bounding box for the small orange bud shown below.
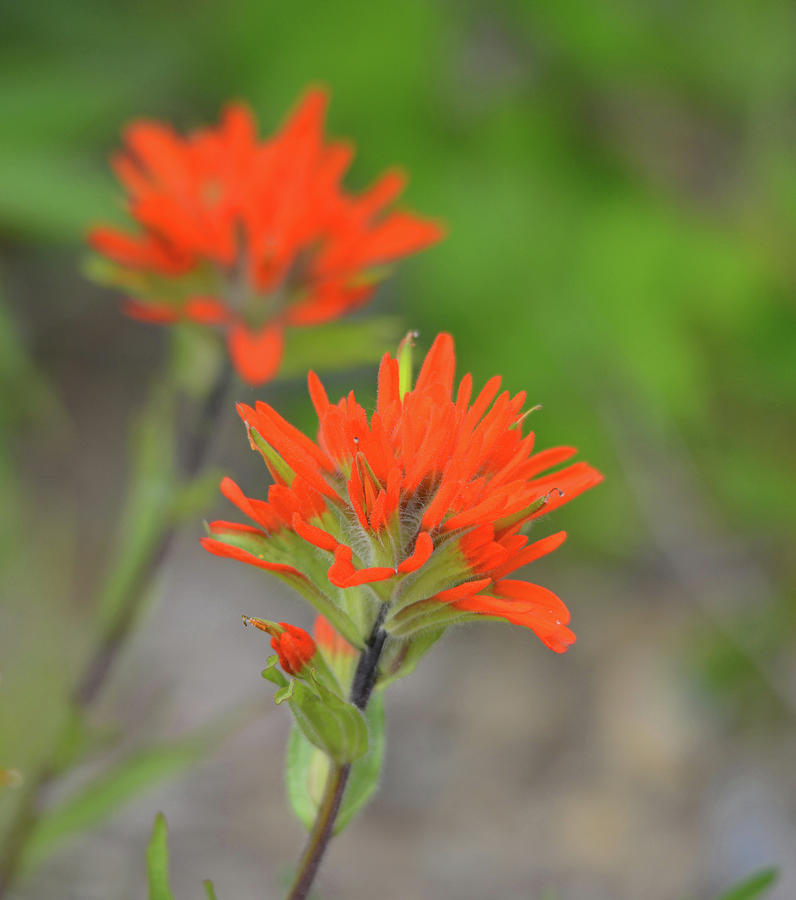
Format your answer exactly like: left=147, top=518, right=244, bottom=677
left=244, top=617, right=317, bottom=676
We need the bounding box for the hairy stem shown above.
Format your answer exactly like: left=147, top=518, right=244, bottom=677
left=285, top=614, right=387, bottom=900
left=0, top=361, right=232, bottom=897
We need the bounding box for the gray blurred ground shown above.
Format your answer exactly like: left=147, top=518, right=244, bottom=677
left=13, top=549, right=796, bottom=900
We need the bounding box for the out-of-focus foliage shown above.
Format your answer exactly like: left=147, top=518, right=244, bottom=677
left=146, top=813, right=175, bottom=900
left=715, top=866, right=778, bottom=900
left=1, top=0, right=794, bottom=895
left=22, top=703, right=253, bottom=871
left=2, top=0, right=793, bottom=545
left=145, top=814, right=219, bottom=900
left=2, top=0, right=793, bottom=707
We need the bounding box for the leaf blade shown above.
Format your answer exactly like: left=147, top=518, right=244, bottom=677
left=23, top=703, right=254, bottom=869
left=285, top=691, right=385, bottom=833
left=146, top=813, right=175, bottom=900
left=335, top=690, right=385, bottom=833
left=716, top=867, right=778, bottom=900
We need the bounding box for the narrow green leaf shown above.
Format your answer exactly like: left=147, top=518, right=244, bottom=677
left=23, top=704, right=253, bottom=869
left=716, top=867, right=778, bottom=900
left=396, top=330, right=415, bottom=397
left=386, top=599, right=471, bottom=638
left=146, top=813, right=175, bottom=900
left=203, top=879, right=219, bottom=900
left=379, top=629, right=445, bottom=687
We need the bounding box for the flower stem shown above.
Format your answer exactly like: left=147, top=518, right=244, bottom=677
left=0, top=360, right=232, bottom=898
left=284, top=614, right=387, bottom=900
left=285, top=763, right=351, bottom=900
left=75, top=359, right=232, bottom=706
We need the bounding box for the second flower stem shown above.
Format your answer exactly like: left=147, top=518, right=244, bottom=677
left=0, top=359, right=232, bottom=898
left=75, top=358, right=232, bottom=706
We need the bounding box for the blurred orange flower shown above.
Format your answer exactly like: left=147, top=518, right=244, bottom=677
left=89, top=89, right=443, bottom=384
left=203, top=334, right=603, bottom=653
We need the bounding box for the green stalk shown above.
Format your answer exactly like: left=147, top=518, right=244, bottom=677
left=284, top=613, right=387, bottom=900
left=0, top=359, right=232, bottom=897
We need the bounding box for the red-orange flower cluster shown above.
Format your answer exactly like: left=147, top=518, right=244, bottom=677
left=89, top=89, right=443, bottom=384
left=203, top=334, right=602, bottom=652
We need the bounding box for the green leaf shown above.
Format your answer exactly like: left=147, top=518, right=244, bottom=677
left=277, top=316, right=403, bottom=378
left=386, top=598, right=472, bottom=638
left=203, top=880, right=219, bottom=900
left=262, top=658, right=368, bottom=764
left=285, top=724, right=330, bottom=830
left=378, top=629, right=445, bottom=687
left=146, top=813, right=175, bottom=900
left=23, top=704, right=253, bottom=869
left=335, top=690, right=385, bottom=833
left=396, top=330, right=415, bottom=397
left=716, top=867, right=778, bottom=900
left=285, top=691, right=385, bottom=833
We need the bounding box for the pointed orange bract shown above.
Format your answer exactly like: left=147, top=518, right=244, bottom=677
left=89, top=89, right=444, bottom=385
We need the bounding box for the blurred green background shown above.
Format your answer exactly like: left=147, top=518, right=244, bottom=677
left=1, top=1, right=795, bottom=898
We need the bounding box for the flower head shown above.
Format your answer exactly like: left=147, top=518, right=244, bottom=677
left=204, top=334, right=603, bottom=653
left=89, top=88, right=443, bottom=384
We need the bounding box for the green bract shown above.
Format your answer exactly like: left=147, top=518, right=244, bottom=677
left=262, top=656, right=368, bottom=765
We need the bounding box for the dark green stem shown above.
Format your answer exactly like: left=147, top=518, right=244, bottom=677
left=284, top=763, right=351, bottom=900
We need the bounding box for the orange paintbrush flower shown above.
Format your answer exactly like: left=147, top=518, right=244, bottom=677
left=89, top=89, right=443, bottom=385
left=203, top=334, right=602, bottom=653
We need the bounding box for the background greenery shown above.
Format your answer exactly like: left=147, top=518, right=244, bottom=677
left=1, top=1, right=794, bottom=898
